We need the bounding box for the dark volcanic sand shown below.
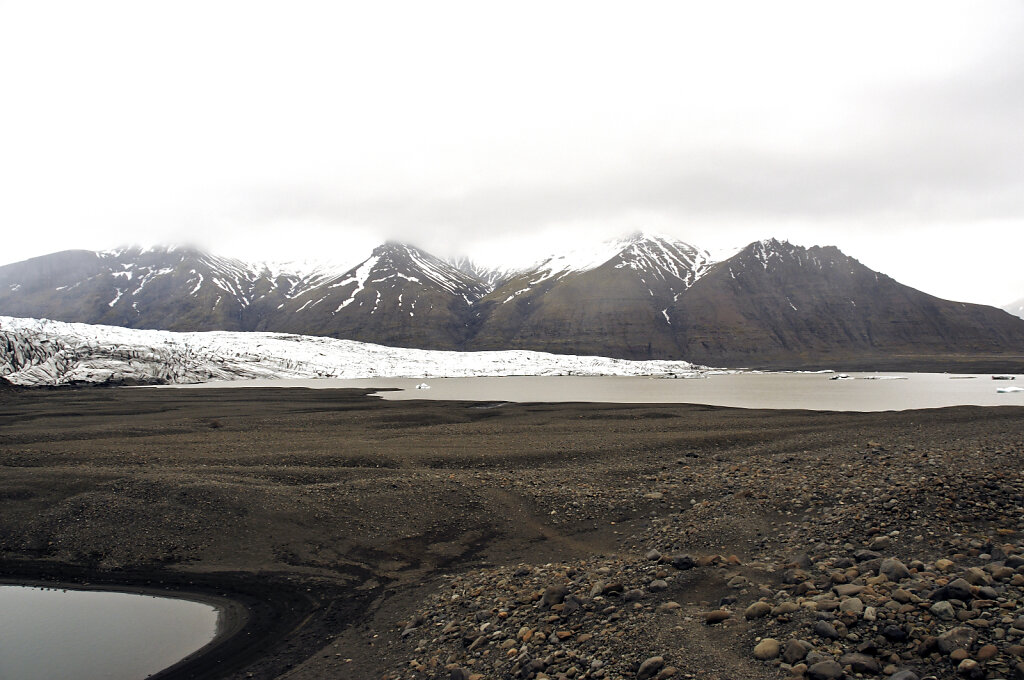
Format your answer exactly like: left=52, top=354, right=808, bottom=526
left=1, top=386, right=1023, bottom=679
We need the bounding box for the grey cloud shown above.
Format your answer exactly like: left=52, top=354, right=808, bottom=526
left=234, top=31, right=1024, bottom=251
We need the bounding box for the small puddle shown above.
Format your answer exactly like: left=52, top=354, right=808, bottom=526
left=0, top=585, right=220, bottom=680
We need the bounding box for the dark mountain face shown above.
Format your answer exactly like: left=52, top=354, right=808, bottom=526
left=0, top=247, right=262, bottom=331
left=272, top=243, right=489, bottom=349
left=468, top=234, right=711, bottom=358
left=0, top=246, right=355, bottom=333
left=2, top=236, right=1023, bottom=369
left=667, top=239, right=1024, bottom=368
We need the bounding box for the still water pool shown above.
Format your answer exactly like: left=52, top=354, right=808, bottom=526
left=174, top=372, right=1024, bottom=412
left=0, top=585, right=220, bottom=680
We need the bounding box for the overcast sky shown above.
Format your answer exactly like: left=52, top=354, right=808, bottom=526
left=2, top=1, right=1023, bottom=306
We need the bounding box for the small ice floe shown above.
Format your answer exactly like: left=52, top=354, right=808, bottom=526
left=996, top=386, right=1024, bottom=393
left=829, top=374, right=854, bottom=380
left=992, top=375, right=1017, bottom=380
left=863, top=375, right=908, bottom=380
left=415, top=382, right=431, bottom=389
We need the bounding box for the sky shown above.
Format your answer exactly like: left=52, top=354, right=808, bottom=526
left=1, top=1, right=1023, bottom=306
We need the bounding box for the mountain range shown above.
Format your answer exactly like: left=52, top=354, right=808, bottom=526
left=2, top=233, right=1023, bottom=370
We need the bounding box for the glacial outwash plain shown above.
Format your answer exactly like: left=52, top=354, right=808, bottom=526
left=1, top=380, right=1023, bottom=680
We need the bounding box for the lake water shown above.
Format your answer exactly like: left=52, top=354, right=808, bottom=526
left=175, top=372, right=1024, bottom=412
left=0, top=585, right=220, bottom=680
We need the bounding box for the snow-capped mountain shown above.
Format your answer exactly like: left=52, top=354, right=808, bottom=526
left=0, top=245, right=340, bottom=333
left=513, top=231, right=713, bottom=288
left=0, top=316, right=703, bottom=386
left=1004, top=298, right=1024, bottom=320
left=667, top=238, right=1024, bottom=368
left=271, top=242, right=490, bottom=349
left=468, top=232, right=716, bottom=358
left=2, top=234, right=1023, bottom=369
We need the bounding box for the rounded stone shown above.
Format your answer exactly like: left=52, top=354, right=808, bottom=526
left=806, top=659, right=844, bottom=680
left=839, top=597, right=864, bottom=614
left=744, top=601, right=772, bottom=619
left=753, top=638, right=781, bottom=660
left=636, top=655, right=665, bottom=680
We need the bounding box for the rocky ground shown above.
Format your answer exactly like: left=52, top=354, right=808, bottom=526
left=0, top=386, right=1022, bottom=680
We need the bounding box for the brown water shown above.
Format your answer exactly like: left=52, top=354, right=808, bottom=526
left=175, top=372, right=1024, bottom=412
left=0, top=585, right=220, bottom=680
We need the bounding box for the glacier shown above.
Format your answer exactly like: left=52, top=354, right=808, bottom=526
left=0, top=316, right=706, bottom=387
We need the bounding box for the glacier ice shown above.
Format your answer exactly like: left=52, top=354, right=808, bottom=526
left=0, top=316, right=706, bottom=387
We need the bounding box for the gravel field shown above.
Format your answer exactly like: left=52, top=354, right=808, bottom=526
left=0, top=384, right=1022, bottom=680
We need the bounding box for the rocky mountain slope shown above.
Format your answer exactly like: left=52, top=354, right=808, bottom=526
left=666, top=239, right=1024, bottom=369
left=0, top=316, right=703, bottom=386
left=468, top=233, right=713, bottom=358
left=0, top=246, right=336, bottom=332
left=2, top=235, right=1023, bottom=369
left=270, top=242, right=490, bottom=350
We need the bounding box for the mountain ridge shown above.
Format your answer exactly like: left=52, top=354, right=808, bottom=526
left=3, top=234, right=1023, bottom=370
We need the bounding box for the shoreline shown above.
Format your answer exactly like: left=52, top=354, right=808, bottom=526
left=0, top=574, right=247, bottom=676
left=146, top=372, right=1024, bottom=413
left=0, top=559, right=381, bottom=680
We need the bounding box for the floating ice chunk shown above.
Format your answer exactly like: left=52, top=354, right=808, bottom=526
left=415, top=382, right=431, bottom=389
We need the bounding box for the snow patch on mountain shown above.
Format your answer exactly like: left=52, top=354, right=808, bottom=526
left=523, top=233, right=644, bottom=286
left=446, top=256, right=521, bottom=292
left=1004, top=298, right=1024, bottom=320
left=0, top=316, right=706, bottom=386
left=612, top=233, right=714, bottom=288
left=494, top=231, right=716, bottom=302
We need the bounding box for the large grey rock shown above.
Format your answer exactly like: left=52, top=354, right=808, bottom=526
left=783, top=638, right=813, bottom=664
left=814, top=620, right=841, bottom=639
left=889, top=671, right=920, bottom=680
left=937, top=626, right=978, bottom=654
left=539, top=585, right=569, bottom=608
left=807, top=660, right=844, bottom=680
left=879, top=557, right=911, bottom=581
left=839, top=652, right=880, bottom=674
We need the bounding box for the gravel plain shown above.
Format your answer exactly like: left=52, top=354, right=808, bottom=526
left=0, top=384, right=1022, bottom=680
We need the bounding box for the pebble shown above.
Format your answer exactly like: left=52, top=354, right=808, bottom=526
left=636, top=656, right=664, bottom=680
left=702, top=610, right=731, bottom=625
left=385, top=429, right=1024, bottom=680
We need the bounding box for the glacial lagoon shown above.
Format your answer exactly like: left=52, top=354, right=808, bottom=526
left=0, top=585, right=220, bottom=680
left=175, top=372, right=1024, bottom=412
